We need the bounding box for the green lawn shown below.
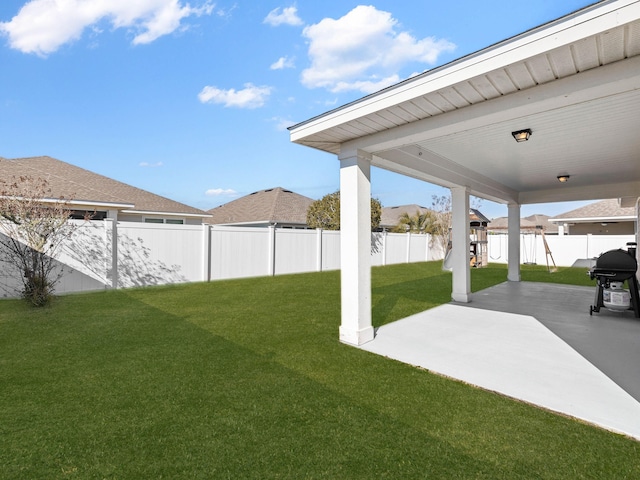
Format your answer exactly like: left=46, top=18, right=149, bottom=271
left=1, top=262, right=638, bottom=478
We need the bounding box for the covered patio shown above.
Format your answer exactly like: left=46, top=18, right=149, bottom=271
left=360, top=282, right=640, bottom=439
left=290, top=0, right=640, bottom=437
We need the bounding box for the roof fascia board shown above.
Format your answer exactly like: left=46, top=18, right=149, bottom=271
left=549, top=215, right=637, bottom=223
left=66, top=199, right=135, bottom=209
left=211, top=221, right=275, bottom=227
left=0, top=196, right=135, bottom=210
left=122, top=209, right=211, bottom=218
left=290, top=0, right=640, bottom=143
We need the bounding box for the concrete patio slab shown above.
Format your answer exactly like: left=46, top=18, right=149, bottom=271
left=359, top=299, right=640, bottom=440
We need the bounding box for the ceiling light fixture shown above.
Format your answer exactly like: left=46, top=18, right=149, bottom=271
left=511, top=128, right=532, bottom=142
left=557, top=174, right=570, bottom=183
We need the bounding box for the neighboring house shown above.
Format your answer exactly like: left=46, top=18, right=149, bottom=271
left=0, top=156, right=209, bottom=224
left=381, top=205, right=490, bottom=232
left=488, top=214, right=558, bottom=234
left=549, top=199, right=637, bottom=235
left=380, top=204, right=431, bottom=231
left=206, top=187, right=314, bottom=228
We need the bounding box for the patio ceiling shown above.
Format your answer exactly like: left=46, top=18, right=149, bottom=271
left=290, top=0, right=640, bottom=206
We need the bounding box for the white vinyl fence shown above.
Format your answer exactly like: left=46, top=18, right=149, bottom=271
left=1, top=219, right=636, bottom=299
left=0, top=222, right=442, bottom=298
left=487, top=233, right=636, bottom=267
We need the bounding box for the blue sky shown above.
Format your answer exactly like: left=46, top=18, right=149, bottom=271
left=0, top=0, right=598, bottom=219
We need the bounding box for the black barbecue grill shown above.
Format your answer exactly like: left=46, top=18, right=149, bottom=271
left=589, top=242, right=640, bottom=317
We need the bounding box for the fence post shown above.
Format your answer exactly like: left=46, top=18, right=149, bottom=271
left=426, top=234, right=430, bottom=261
left=382, top=231, right=387, bottom=266
left=316, top=228, right=323, bottom=272
left=203, top=224, right=211, bottom=282
left=406, top=232, right=411, bottom=263
left=268, top=225, right=276, bottom=276
left=105, top=218, right=118, bottom=289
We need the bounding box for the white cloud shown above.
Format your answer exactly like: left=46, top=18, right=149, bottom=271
left=198, top=83, right=272, bottom=109
left=270, top=56, right=295, bottom=70
left=263, top=6, right=303, bottom=27
left=0, top=0, right=216, bottom=56
left=301, top=5, right=456, bottom=93
left=205, top=188, right=237, bottom=197
left=271, top=116, right=294, bottom=131
left=139, top=161, right=164, bottom=167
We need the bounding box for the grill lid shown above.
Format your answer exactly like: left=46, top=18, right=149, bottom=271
left=591, top=249, right=638, bottom=280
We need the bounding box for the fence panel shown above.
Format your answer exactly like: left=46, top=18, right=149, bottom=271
left=116, top=222, right=204, bottom=287
left=409, top=234, right=429, bottom=263
left=488, top=234, right=636, bottom=267
left=1, top=223, right=107, bottom=298
left=209, top=226, right=271, bottom=280
left=371, top=232, right=384, bottom=266
left=384, top=233, right=410, bottom=265
left=321, top=230, right=341, bottom=271
left=274, top=228, right=318, bottom=275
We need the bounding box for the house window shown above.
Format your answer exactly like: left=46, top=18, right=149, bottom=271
left=144, top=217, right=185, bottom=224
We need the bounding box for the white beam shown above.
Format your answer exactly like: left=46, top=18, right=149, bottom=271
left=451, top=187, right=471, bottom=303
left=339, top=150, right=375, bottom=346
left=373, top=146, right=519, bottom=204
left=508, top=204, right=521, bottom=282
left=519, top=181, right=640, bottom=205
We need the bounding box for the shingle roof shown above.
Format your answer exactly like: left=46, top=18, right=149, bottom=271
left=380, top=204, right=431, bottom=228
left=206, top=187, right=314, bottom=226
left=0, top=156, right=208, bottom=216
left=551, top=199, right=636, bottom=221
left=488, top=217, right=538, bottom=231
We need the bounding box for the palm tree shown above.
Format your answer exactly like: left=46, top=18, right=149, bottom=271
left=392, top=210, right=438, bottom=234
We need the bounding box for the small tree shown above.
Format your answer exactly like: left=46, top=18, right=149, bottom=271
left=306, top=191, right=382, bottom=230
left=431, top=194, right=484, bottom=253
left=0, top=175, right=77, bottom=306
left=431, top=195, right=452, bottom=253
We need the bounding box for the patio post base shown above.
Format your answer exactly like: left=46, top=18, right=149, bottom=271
left=340, top=325, right=375, bottom=346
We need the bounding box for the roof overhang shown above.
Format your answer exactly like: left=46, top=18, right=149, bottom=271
left=0, top=196, right=136, bottom=210
left=121, top=209, right=211, bottom=219
left=290, top=0, right=640, bottom=206
left=549, top=215, right=637, bottom=223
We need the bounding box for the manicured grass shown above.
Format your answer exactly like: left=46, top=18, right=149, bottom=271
left=1, top=262, right=638, bottom=478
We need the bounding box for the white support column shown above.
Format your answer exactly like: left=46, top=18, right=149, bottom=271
left=339, top=149, right=375, bottom=346
left=451, top=186, right=471, bottom=303
left=507, top=203, right=521, bottom=282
